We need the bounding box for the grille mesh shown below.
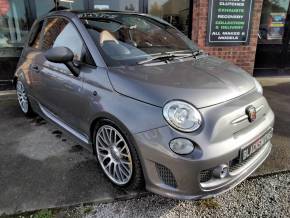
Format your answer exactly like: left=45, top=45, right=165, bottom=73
left=200, top=170, right=213, bottom=183
left=156, top=163, right=177, bottom=188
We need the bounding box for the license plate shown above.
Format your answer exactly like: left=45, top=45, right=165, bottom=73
left=240, top=129, right=273, bottom=161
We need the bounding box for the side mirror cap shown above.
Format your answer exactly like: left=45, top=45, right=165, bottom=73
left=45, top=47, right=74, bottom=63
left=45, top=47, right=80, bottom=77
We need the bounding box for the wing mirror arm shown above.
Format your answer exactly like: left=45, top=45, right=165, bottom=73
left=65, top=61, right=80, bottom=77
left=44, top=47, right=80, bottom=77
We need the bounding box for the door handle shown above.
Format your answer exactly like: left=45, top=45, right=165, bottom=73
left=30, top=64, right=40, bottom=72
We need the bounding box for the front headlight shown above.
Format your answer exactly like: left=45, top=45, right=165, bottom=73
left=254, top=78, right=263, bottom=94
left=163, top=100, right=202, bottom=132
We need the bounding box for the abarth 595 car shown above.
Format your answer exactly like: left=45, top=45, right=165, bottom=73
left=14, top=10, right=274, bottom=200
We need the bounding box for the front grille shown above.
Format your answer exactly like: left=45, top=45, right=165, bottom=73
left=156, top=163, right=177, bottom=188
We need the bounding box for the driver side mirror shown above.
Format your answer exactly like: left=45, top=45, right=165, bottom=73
left=45, top=47, right=80, bottom=77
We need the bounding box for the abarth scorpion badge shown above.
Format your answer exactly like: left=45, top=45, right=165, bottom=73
left=246, top=106, right=257, bottom=122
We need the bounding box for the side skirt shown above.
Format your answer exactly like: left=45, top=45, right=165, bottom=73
left=38, top=103, right=93, bottom=152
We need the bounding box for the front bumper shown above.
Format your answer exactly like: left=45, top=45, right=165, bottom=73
left=133, top=91, right=275, bottom=200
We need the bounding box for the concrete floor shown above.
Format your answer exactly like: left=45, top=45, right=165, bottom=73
left=0, top=78, right=289, bottom=215
left=0, top=93, right=138, bottom=216
left=255, top=77, right=290, bottom=175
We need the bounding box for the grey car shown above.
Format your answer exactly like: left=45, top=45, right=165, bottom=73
left=14, top=10, right=275, bottom=200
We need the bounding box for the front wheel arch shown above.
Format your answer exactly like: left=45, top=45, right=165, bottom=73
left=89, top=113, right=134, bottom=152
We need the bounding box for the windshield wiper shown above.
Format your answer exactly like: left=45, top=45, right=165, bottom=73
left=168, top=49, right=205, bottom=57
left=165, top=50, right=193, bottom=55
left=137, top=50, right=206, bottom=65
left=167, top=49, right=206, bottom=59
left=137, top=53, right=193, bottom=65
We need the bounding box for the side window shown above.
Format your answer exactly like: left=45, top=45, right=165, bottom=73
left=42, top=17, right=85, bottom=62
left=29, top=21, right=44, bottom=49
left=53, top=23, right=84, bottom=61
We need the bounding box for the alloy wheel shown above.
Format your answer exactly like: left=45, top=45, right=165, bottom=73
left=16, top=81, right=29, bottom=113
left=96, top=125, right=133, bottom=185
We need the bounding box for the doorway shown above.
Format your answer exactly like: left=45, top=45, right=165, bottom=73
left=255, top=0, right=290, bottom=70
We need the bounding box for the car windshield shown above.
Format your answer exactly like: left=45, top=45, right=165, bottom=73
left=80, top=12, right=198, bottom=67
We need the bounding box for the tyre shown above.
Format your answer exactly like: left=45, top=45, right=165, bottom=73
left=16, top=80, right=34, bottom=117
left=93, top=120, right=144, bottom=190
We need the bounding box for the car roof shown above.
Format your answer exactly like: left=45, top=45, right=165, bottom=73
left=45, top=9, right=144, bottom=19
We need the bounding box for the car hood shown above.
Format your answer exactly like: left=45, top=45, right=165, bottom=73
left=107, top=56, right=256, bottom=108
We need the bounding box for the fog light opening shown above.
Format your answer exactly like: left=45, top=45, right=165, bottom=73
left=213, top=164, right=229, bottom=179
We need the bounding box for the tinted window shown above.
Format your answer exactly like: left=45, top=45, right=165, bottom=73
left=42, top=17, right=85, bottom=61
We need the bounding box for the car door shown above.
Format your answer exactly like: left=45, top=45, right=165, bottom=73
left=36, top=17, right=94, bottom=136
left=23, top=20, right=45, bottom=102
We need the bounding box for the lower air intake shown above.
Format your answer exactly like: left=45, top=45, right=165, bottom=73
left=156, top=163, right=177, bottom=188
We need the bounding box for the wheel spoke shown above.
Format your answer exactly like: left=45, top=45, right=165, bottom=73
left=114, top=163, right=122, bottom=181
left=116, top=138, right=123, bottom=146
left=99, top=133, right=106, bottom=144
left=100, top=130, right=109, bottom=145
left=109, top=161, right=115, bottom=175
left=105, top=128, right=111, bottom=144
left=104, top=160, right=112, bottom=169
left=116, top=164, right=124, bottom=182
left=98, top=146, right=108, bottom=153
left=119, top=164, right=130, bottom=177
left=109, top=129, right=114, bottom=144
left=119, top=145, right=127, bottom=153
left=98, top=148, right=109, bottom=156
left=98, top=152, right=108, bottom=158
left=113, top=131, right=118, bottom=144
left=120, top=153, right=130, bottom=158
left=97, top=138, right=109, bottom=149
left=120, top=159, right=131, bottom=165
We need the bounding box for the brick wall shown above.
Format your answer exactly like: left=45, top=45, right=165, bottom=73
left=191, top=0, right=264, bottom=74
